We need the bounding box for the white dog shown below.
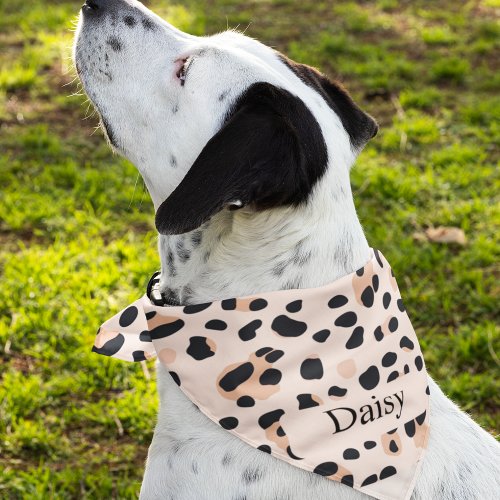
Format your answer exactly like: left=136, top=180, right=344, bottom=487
left=73, top=1, right=499, bottom=498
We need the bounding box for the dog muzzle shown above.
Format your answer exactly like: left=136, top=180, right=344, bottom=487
left=95, top=249, right=429, bottom=500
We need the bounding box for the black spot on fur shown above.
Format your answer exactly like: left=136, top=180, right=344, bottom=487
left=218, top=90, right=229, bottom=101
left=106, top=36, right=122, bottom=52
left=124, top=15, right=136, bottom=27
left=242, top=467, right=263, bottom=484
left=170, top=155, right=177, bottom=168
left=279, top=55, right=378, bottom=149
left=271, top=315, right=307, bottom=337
left=238, top=320, right=262, bottom=341
left=142, top=18, right=156, bottom=30
left=191, top=230, right=202, bottom=247
left=219, top=362, right=254, bottom=392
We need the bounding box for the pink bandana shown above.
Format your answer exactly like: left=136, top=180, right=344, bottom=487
left=95, top=249, right=429, bottom=500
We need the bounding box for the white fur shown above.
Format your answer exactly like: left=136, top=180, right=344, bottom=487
left=73, top=1, right=500, bottom=498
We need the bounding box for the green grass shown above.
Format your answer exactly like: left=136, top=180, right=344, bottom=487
left=1, top=0, right=499, bottom=497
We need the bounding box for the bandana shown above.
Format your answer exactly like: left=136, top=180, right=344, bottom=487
left=94, top=249, right=429, bottom=500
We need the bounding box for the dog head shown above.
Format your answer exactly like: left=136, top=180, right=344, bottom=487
left=73, top=0, right=377, bottom=235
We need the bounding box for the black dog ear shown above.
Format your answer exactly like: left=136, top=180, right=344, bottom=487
left=279, top=55, right=378, bottom=149
left=155, top=82, right=328, bottom=235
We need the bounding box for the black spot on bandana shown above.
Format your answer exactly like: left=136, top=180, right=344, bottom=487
left=259, top=369, right=282, bottom=385
left=300, top=358, right=323, bottom=380
left=328, top=385, right=347, bottom=397
left=328, top=295, right=348, bottom=308
left=416, top=410, right=426, bottom=425
left=297, top=393, right=320, bottom=410
left=169, top=371, right=181, bottom=386
left=219, top=417, right=238, bottom=430
left=389, top=440, right=399, bottom=453
left=119, top=306, right=138, bottom=327
left=397, top=298, right=405, bottom=311
left=186, top=336, right=215, bottom=360
left=313, top=462, right=338, bottom=476
left=219, top=362, right=254, bottom=392
left=343, top=448, right=360, bottom=460
left=372, top=274, right=379, bottom=292
left=364, top=440, right=377, bottom=449
left=400, top=336, right=415, bottom=350
left=341, top=475, right=354, bottom=487
left=271, top=315, right=307, bottom=337
left=374, top=249, right=384, bottom=268
left=145, top=311, right=156, bottom=320
left=265, top=350, right=284, bottom=363
left=249, top=298, right=268, bottom=311
left=149, top=319, right=185, bottom=340
left=312, top=329, right=330, bottom=343
left=361, top=474, right=378, bottom=486
left=128, top=348, right=146, bottom=362
left=257, top=444, right=271, bottom=453
left=359, top=365, right=380, bottom=390
left=414, top=355, right=423, bottom=371
left=238, top=320, right=262, bottom=341
left=380, top=466, right=397, bottom=480
left=139, top=330, right=151, bottom=342
left=404, top=419, right=416, bottom=438
left=334, top=311, right=357, bottom=327
left=387, top=371, right=399, bottom=382
left=258, top=409, right=284, bottom=429
left=345, top=326, right=364, bottom=349
left=286, top=299, right=302, bottom=313
left=382, top=352, right=397, bottom=367
left=361, top=286, right=374, bottom=307
left=374, top=325, right=384, bottom=341
left=205, top=319, right=227, bottom=330
left=237, top=396, right=255, bottom=407
left=255, top=347, right=273, bottom=357
left=183, top=303, right=211, bottom=314
left=389, top=317, right=399, bottom=332
left=383, top=292, right=391, bottom=309
left=221, top=298, right=236, bottom=310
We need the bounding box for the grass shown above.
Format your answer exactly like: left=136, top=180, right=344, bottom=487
left=0, top=0, right=499, bottom=497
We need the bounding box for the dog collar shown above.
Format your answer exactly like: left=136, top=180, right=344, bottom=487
left=95, top=249, right=429, bottom=500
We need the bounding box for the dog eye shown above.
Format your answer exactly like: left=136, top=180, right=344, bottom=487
left=177, top=56, right=193, bottom=86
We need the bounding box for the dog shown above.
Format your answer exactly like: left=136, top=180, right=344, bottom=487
left=73, top=1, right=500, bottom=498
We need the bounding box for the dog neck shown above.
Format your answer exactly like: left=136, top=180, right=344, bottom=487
left=156, top=168, right=371, bottom=305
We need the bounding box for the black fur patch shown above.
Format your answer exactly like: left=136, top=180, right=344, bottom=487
left=155, top=82, right=328, bottom=235
left=279, top=54, right=378, bottom=149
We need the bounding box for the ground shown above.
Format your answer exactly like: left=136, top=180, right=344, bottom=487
left=0, top=0, right=498, bottom=497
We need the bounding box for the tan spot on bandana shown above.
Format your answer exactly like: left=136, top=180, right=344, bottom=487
left=337, top=359, right=356, bottom=378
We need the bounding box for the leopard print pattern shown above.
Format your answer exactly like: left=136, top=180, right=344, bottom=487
left=94, top=249, right=430, bottom=500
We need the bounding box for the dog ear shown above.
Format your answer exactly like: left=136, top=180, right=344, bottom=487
left=279, top=55, right=378, bottom=149
left=155, top=82, right=328, bottom=235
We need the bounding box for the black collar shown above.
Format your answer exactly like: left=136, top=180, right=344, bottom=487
left=146, top=271, right=181, bottom=307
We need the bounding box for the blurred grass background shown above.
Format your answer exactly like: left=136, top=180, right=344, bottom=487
left=0, top=0, right=499, bottom=497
